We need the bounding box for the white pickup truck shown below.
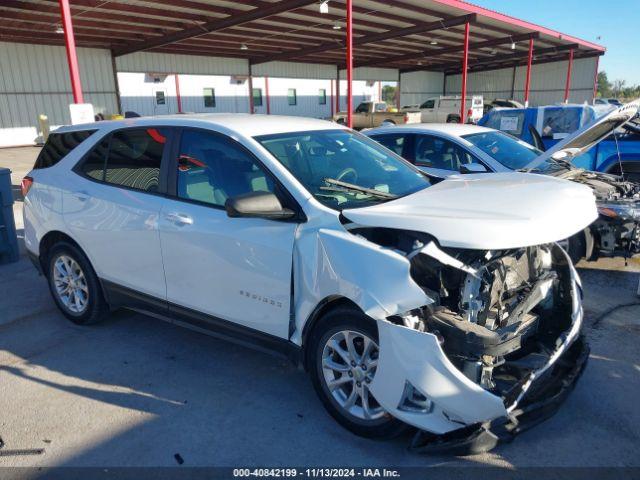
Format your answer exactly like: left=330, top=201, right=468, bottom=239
left=333, top=101, right=421, bottom=129
left=403, top=95, right=484, bottom=123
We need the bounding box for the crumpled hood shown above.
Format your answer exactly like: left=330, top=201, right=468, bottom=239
left=342, top=172, right=598, bottom=250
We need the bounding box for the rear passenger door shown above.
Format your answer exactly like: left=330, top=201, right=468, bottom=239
left=158, top=128, right=298, bottom=339
left=65, top=127, right=171, bottom=299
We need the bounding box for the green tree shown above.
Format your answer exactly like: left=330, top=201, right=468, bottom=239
left=381, top=85, right=397, bottom=105
left=597, top=71, right=611, bottom=98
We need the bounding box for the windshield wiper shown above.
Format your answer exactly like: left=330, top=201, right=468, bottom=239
left=320, top=178, right=397, bottom=199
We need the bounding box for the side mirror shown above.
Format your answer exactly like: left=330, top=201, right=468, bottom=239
left=459, top=163, right=488, bottom=174
left=225, top=192, right=296, bottom=220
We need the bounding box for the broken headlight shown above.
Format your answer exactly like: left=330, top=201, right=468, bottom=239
left=598, top=202, right=640, bottom=220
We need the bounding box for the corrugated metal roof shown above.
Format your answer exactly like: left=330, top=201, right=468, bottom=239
left=0, top=0, right=604, bottom=73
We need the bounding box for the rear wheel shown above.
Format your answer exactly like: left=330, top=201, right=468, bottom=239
left=307, top=307, right=406, bottom=438
left=446, top=114, right=460, bottom=124
left=46, top=242, right=109, bottom=325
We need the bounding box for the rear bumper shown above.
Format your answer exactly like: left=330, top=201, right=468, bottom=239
left=410, top=335, right=590, bottom=455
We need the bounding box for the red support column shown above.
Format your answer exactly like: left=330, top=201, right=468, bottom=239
left=592, top=55, right=600, bottom=101
left=248, top=73, right=254, bottom=114
left=58, top=0, right=84, bottom=104
left=265, top=76, right=271, bottom=114
left=174, top=74, right=182, bottom=113
left=459, top=21, right=470, bottom=124
left=335, top=66, right=340, bottom=113
left=396, top=71, right=401, bottom=110
left=524, top=37, right=534, bottom=107
left=564, top=48, right=574, bottom=103
left=346, top=0, right=353, bottom=128
left=330, top=79, right=334, bottom=117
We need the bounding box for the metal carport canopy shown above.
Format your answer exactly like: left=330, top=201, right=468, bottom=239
left=0, top=0, right=605, bottom=124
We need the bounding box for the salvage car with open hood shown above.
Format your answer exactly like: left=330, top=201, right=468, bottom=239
left=24, top=114, right=597, bottom=454
left=365, top=100, right=640, bottom=264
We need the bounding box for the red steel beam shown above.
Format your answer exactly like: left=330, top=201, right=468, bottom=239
left=58, top=0, right=84, bottom=104
left=524, top=37, right=534, bottom=106
left=460, top=21, right=470, bottom=124
left=564, top=48, right=574, bottom=103
left=346, top=0, right=353, bottom=129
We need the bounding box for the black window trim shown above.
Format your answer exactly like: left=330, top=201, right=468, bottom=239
left=166, top=126, right=306, bottom=223
left=72, top=126, right=176, bottom=199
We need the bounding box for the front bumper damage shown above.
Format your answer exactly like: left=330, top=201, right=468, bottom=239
left=368, top=244, right=587, bottom=454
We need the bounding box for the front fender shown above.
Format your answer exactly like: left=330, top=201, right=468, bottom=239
left=291, top=224, right=429, bottom=344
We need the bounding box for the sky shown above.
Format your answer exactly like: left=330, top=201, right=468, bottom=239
left=470, top=0, right=640, bottom=85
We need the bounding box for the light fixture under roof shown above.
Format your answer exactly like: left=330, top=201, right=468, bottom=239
left=332, top=20, right=341, bottom=30
left=430, top=40, right=438, bottom=45
left=511, top=42, right=516, bottom=50
left=240, top=43, right=248, bottom=50
left=319, top=0, right=329, bottom=14
left=55, top=26, right=64, bottom=34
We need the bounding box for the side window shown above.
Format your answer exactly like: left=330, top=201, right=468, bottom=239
left=420, top=99, right=435, bottom=109
left=252, top=88, right=263, bottom=107
left=176, top=129, right=275, bottom=207
left=483, top=111, right=525, bottom=137
left=319, top=89, right=327, bottom=105
left=541, top=108, right=581, bottom=138
left=35, top=130, right=96, bottom=169
left=288, top=89, right=297, bottom=106
left=103, top=128, right=167, bottom=192
left=80, top=138, right=109, bottom=181
left=372, top=134, right=408, bottom=157
left=413, top=135, right=479, bottom=171
left=203, top=88, right=216, bottom=108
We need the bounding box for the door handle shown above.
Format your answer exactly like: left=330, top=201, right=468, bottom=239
left=165, top=212, right=193, bottom=226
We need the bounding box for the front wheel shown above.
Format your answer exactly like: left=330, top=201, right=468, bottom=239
left=307, top=307, right=407, bottom=438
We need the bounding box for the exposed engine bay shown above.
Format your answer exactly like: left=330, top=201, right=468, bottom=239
left=550, top=168, right=640, bottom=259
left=351, top=227, right=579, bottom=405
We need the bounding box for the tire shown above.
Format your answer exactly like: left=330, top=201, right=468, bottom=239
left=446, top=115, right=460, bottom=123
left=307, top=306, right=407, bottom=439
left=560, top=233, right=586, bottom=265
left=336, top=118, right=346, bottom=125
left=381, top=120, right=396, bottom=127
left=46, top=241, right=109, bottom=325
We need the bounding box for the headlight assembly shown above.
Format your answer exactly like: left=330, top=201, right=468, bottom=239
left=597, top=202, right=640, bottom=220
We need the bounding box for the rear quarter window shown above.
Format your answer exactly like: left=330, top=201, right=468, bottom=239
left=34, top=130, right=96, bottom=169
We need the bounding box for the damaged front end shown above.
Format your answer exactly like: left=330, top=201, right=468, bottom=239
left=353, top=227, right=588, bottom=454
left=553, top=168, right=640, bottom=259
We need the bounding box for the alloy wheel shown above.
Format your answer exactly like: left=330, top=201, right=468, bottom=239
left=321, top=330, right=385, bottom=421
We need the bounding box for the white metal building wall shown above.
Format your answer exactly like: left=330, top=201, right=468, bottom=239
left=116, top=52, right=248, bottom=76
left=399, top=71, right=445, bottom=106
left=0, top=42, right=118, bottom=147
left=118, top=73, right=379, bottom=118
left=444, top=57, right=598, bottom=106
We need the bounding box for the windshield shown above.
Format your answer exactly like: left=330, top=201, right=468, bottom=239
left=255, top=129, right=431, bottom=210
left=463, top=131, right=543, bottom=170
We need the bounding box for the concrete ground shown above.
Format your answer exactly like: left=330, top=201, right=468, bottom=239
left=0, top=147, right=639, bottom=468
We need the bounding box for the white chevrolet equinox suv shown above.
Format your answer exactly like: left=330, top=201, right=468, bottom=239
left=23, top=114, right=596, bottom=453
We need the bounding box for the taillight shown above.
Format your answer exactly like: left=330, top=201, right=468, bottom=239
left=467, top=108, right=473, bottom=117
left=21, top=176, right=33, bottom=198
left=404, top=113, right=409, bottom=123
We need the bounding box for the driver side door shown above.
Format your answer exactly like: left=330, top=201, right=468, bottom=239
left=158, top=128, right=299, bottom=339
